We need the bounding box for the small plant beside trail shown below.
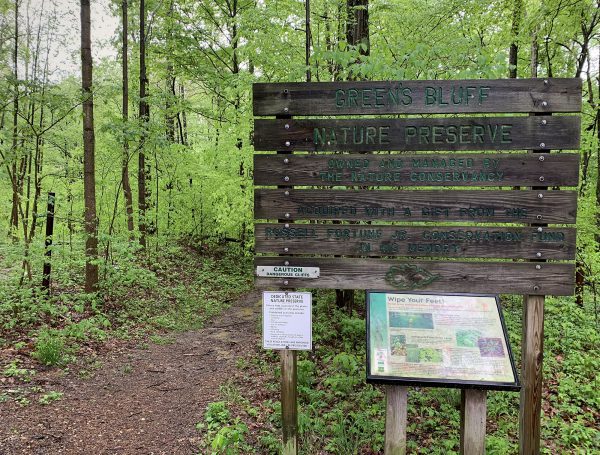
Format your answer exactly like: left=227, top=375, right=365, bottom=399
left=32, top=330, right=66, bottom=366
left=196, top=401, right=252, bottom=454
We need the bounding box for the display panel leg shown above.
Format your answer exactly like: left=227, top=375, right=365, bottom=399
left=519, top=294, right=544, bottom=455
left=281, top=349, right=298, bottom=455
left=460, top=389, right=487, bottom=455
left=385, top=385, right=408, bottom=455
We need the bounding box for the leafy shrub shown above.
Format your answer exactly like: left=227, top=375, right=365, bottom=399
left=32, top=330, right=65, bottom=366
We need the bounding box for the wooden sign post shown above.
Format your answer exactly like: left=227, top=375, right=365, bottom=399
left=252, top=78, right=581, bottom=454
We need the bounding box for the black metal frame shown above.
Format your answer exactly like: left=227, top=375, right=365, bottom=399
left=366, top=290, right=520, bottom=391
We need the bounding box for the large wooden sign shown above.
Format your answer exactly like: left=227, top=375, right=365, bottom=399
left=252, top=78, right=581, bottom=296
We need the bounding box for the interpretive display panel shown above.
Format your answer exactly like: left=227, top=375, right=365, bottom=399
left=263, top=291, right=312, bottom=350
left=366, top=291, right=519, bottom=390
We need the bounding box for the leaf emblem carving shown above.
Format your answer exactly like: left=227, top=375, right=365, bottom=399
left=385, top=264, right=441, bottom=290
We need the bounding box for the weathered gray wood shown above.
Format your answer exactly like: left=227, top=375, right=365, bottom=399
left=254, top=257, right=575, bottom=295
left=460, top=389, right=487, bottom=455
left=253, top=117, right=580, bottom=152
left=254, top=153, right=579, bottom=187
left=254, top=189, right=577, bottom=224
left=385, top=386, right=408, bottom=455
left=253, top=79, right=582, bottom=116
left=281, top=349, right=298, bottom=455
left=255, top=224, right=576, bottom=260
left=519, top=295, right=545, bottom=455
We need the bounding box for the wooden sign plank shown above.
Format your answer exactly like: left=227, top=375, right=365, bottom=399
left=254, top=257, right=575, bottom=296
left=254, top=189, right=577, bottom=224
left=253, top=79, right=582, bottom=116
left=253, top=117, right=580, bottom=152
left=254, top=153, right=579, bottom=187
left=255, top=224, right=576, bottom=260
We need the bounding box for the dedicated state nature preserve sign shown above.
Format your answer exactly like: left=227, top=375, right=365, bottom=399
left=252, top=78, right=581, bottom=296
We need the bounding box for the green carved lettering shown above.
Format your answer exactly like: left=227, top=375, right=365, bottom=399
left=335, top=89, right=345, bottom=107
left=375, top=88, right=385, bottom=107
left=465, top=86, right=476, bottom=104
left=379, top=126, right=390, bottom=144
left=422, top=207, right=449, bottom=217
left=432, top=126, right=443, bottom=144
left=366, top=126, right=377, bottom=144
left=401, top=87, right=413, bottom=105
left=446, top=125, right=457, bottom=143
left=405, top=126, right=417, bottom=143
left=341, top=126, right=351, bottom=144
left=472, top=125, right=484, bottom=143
left=505, top=208, right=527, bottom=218
left=437, top=87, right=449, bottom=106
left=459, top=125, right=470, bottom=143
left=501, top=124, right=512, bottom=143
left=459, top=207, right=495, bottom=217
left=314, top=128, right=326, bottom=145
left=348, top=89, right=359, bottom=107
left=425, top=87, right=436, bottom=105
left=362, top=88, right=372, bottom=107
left=388, top=88, right=399, bottom=105
left=479, top=86, right=490, bottom=104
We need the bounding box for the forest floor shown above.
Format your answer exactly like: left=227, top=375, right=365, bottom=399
left=0, top=289, right=262, bottom=455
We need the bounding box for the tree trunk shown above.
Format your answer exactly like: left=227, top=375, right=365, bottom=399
left=508, top=0, right=523, bottom=78
left=80, top=0, right=99, bottom=292
left=165, top=0, right=175, bottom=143
left=122, top=0, right=134, bottom=235
left=596, top=41, right=600, bottom=245
left=335, top=0, right=369, bottom=310
left=10, top=0, right=20, bottom=240
left=180, top=84, right=188, bottom=145
left=346, top=0, right=369, bottom=58
left=138, top=0, right=148, bottom=249
left=305, top=0, right=311, bottom=82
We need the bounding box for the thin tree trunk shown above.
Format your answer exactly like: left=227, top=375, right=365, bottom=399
left=81, top=0, right=99, bottom=292
left=165, top=0, right=175, bottom=143
left=138, top=0, right=148, bottom=249
left=508, top=0, right=523, bottom=78
left=10, top=0, right=20, bottom=239
left=531, top=27, right=538, bottom=78
left=305, top=0, right=311, bottom=82
left=180, top=84, right=188, bottom=145
left=335, top=0, right=369, bottom=310
left=122, top=0, right=134, bottom=235
left=596, top=41, right=600, bottom=245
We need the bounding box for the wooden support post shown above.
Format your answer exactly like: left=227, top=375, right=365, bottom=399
left=519, top=295, right=544, bottom=455
left=519, top=111, right=549, bottom=455
left=385, top=385, right=408, bottom=455
left=276, top=109, right=297, bottom=455
left=460, top=389, right=487, bottom=455
left=41, top=192, right=56, bottom=292
left=281, top=349, right=298, bottom=455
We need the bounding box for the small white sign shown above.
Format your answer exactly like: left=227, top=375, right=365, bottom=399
left=263, top=291, right=312, bottom=350
left=256, top=266, right=320, bottom=278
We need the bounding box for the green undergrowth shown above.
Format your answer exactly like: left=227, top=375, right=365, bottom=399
left=0, top=241, right=253, bottom=399
left=199, top=290, right=599, bottom=454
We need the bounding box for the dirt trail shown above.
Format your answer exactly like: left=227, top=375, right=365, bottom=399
left=0, top=290, right=262, bottom=455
